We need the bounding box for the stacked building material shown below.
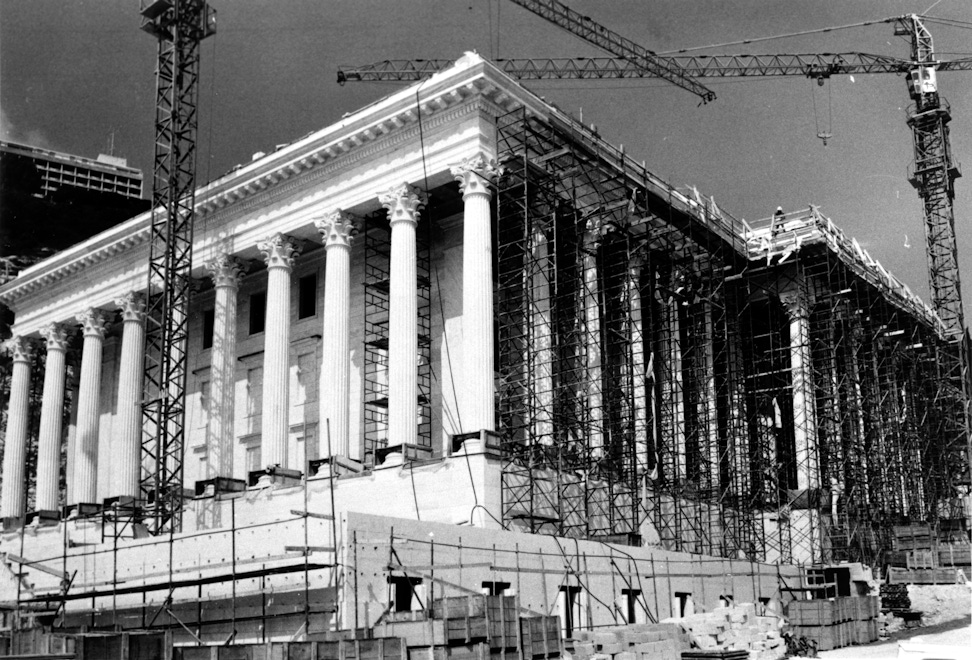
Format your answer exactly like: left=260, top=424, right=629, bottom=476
left=568, top=622, right=688, bottom=660
left=893, top=524, right=936, bottom=552
left=880, top=583, right=910, bottom=611
left=784, top=596, right=880, bottom=651
left=661, top=605, right=785, bottom=660
left=366, top=595, right=560, bottom=660
left=885, top=566, right=968, bottom=585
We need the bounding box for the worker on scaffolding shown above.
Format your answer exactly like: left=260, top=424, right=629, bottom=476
left=771, top=206, right=785, bottom=237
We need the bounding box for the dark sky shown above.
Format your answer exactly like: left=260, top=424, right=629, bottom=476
left=3, top=0, right=972, bottom=315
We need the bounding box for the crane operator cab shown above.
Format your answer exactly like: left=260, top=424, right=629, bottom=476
left=907, top=66, right=938, bottom=99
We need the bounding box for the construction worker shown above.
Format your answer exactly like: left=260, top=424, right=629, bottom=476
left=771, top=206, right=785, bottom=237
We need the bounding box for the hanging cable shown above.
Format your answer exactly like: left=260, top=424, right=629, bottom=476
left=204, top=34, right=218, bottom=186
left=810, top=79, right=833, bottom=146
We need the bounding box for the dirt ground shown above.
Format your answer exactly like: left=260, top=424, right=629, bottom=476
left=816, top=617, right=972, bottom=659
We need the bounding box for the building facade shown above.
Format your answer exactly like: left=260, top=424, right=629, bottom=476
left=0, top=54, right=958, bottom=642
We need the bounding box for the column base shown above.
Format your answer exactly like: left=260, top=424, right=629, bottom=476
left=375, top=444, right=433, bottom=468
left=193, top=477, right=247, bottom=499
left=376, top=446, right=404, bottom=469
left=25, top=510, right=60, bottom=527
left=249, top=466, right=303, bottom=489
left=61, top=503, right=101, bottom=520
left=451, top=429, right=502, bottom=455
left=1, top=516, right=24, bottom=532
left=311, top=455, right=363, bottom=478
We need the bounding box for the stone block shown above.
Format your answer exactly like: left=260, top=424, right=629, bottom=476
left=573, top=641, right=595, bottom=657
left=593, top=632, right=620, bottom=646
left=596, top=642, right=623, bottom=655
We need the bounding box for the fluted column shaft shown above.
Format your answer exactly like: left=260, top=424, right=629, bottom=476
left=72, top=310, right=108, bottom=504
left=1, top=338, right=33, bottom=518
left=781, top=289, right=818, bottom=490
left=452, top=155, right=498, bottom=432
left=583, top=225, right=603, bottom=455
left=36, top=325, right=70, bottom=510
left=207, top=257, right=244, bottom=478
left=259, top=234, right=300, bottom=469
left=628, top=257, right=648, bottom=475
left=316, top=211, right=356, bottom=457
left=114, top=293, right=146, bottom=498
left=381, top=184, right=425, bottom=450
left=530, top=225, right=554, bottom=444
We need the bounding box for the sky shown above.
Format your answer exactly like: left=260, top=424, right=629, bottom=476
left=3, top=0, right=972, bottom=316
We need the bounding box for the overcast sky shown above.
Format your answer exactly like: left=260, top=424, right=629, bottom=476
left=3, top=0, right=972, bottom=315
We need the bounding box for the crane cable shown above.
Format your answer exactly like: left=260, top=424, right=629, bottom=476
left=810, top=78, right=833, bottom=146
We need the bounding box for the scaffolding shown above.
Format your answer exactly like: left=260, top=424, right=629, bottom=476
left=494, top=107, right=961, bottom=564
left=495, top=108, right=753, bottom=553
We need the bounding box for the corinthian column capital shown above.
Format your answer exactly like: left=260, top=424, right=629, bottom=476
left=207, top=254, right=247, bottom=289
left=3, top=335, right=34, bottom=363
left=41, top=323, right=71, bottom=351
left=77, top=309, right=110, bottom=338
left=116, top=292, right=147, bottom=323
left=380, top=183, right=425, bottom=228
left=451, top=153, right=499, bottom=199
left=779, top=289, right=808, bottom=322
left=258, top=233, right=301, bottom=271
left=315, top=210, right=358, bottom=249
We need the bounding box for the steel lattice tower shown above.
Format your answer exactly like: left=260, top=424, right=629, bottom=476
left=139, top=0, right=215, bottom=534
left=898, top=14, right=972, bottom=515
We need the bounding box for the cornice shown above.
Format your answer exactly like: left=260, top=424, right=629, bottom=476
left=0, top=54, right=534, bottom=309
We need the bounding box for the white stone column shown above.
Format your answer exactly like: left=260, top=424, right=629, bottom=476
left=1, top=337, right=33, bottom=518
left=530, top=225, right=554, bottom=445
left=315, top=210, right=357, bottom=458
left=113, top=293, right=146, bottom=498
left=780, top=289, right=818, bottom=490
left=72, top=310, right=109, bottom=504
left=451, top=154, right=499, bottom=433
left=583, top=222, right=604, bottom=456
left=669, top=291, right=686, bottom=482
left=628, top=256, right=648, bottom=475
left=380, top=183, right=426, bottom=454
left=699, top=298, right=720, bottom=494
left=258, top=234, right=301, bottom=471
left=36, top=324, right=70, bottom=511
left=206, top=255, right=245, bottom=478
left=780, top=287, right=820, bottom=564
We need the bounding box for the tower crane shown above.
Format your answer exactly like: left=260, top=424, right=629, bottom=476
left=138, top=0, right=216, bottom=535
left=337, top=9, right=971, bottom=520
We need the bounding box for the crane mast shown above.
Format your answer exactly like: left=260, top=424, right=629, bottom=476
left=139, top=0, right=215, bottom=535
left=897, top=14, right=972, bottom=514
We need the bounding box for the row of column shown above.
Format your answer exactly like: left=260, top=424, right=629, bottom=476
left=0, top=294, right=147, bottom=518
left=0, top=154, right=498, bottom=517
left=206, top=157, right=497, bottom=472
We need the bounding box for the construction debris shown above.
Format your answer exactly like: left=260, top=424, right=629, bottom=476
left=568, top=622, right=689, bottom=660
left=663, top=604, right=786, bottom=660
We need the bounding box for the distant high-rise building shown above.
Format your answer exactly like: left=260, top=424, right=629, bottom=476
left=0, top=140, right=150, bottom=281
left=1, top=141, right=143, bottom=200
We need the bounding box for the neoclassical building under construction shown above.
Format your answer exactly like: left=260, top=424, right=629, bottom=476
left=0, top=53, right=961, bottom=641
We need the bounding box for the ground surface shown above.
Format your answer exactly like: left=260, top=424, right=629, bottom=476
left=815, top=617, right=972, bottom=659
